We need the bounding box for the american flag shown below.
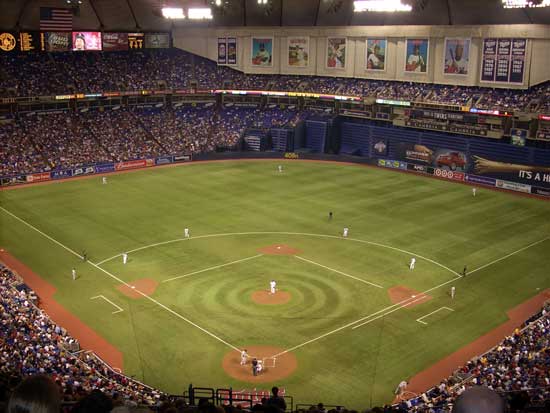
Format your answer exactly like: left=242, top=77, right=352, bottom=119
left=40, top=7, right=73, bottom=31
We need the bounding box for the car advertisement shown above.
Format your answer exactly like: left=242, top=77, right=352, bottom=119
left=395, top=143, right=468, bottom=172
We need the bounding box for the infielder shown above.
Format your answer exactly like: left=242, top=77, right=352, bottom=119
left=102, top=176, right=107, bottom=184
left=343, top=227, right=349, bottom=237
left=278, top=165, right=283, bottom=173
left=72, top=268, right=76, bottom=281
left=472, top=187, right=476, bottom=197
left=409, top=257, right=416, bottom=270
left=270, top=280, right=277, bottom=295
left=122, top=253, right=128, bottom=265
left=240, top=349, right=248, bottom=365
left=256, top=359, right=263, bottom=374
left=184, top=228, right=190, bottom=238
left=451, top=286, right=456, bottom=299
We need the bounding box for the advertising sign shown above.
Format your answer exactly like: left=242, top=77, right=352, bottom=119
left=26, top=172, right=51, bottom=183
left=42, top=32, right=71, bottom=52
left=72, top=32, right=102, bottom=51
left=496, top=179, right=531, bottom=193
left=145, top=33, right=170, bottom=49
left=102, top=33, right=129, bottom=51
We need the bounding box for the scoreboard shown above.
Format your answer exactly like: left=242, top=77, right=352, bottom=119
left=0, top=32, right=41, bottom=52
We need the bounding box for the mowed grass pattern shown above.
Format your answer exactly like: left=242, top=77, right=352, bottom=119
left=1, top=160, right=549, bottom=408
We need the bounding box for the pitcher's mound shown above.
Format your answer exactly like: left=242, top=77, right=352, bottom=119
left=117, top=278, right=159, bottom=299
left=252, top=290, right=291, bottom=305
left=388, top=285, right=432, bottom=308
left=258, top=244, right=302, bottom=255
left=222, top=345, right=297, bottom=383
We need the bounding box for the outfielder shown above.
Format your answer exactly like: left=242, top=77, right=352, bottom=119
left=472, top=187, right=476, bottom=197
left=122, top=253, right=128, bottom=265
left=343, top=227, right=349, bottom=237
left=72, top=268, right=76, bottom=281
left=409, top=257, right=416, bottom=270
left=270, top=280, right=277, bottom=295
left=184, top=228, right=190, bottom=238
left=451, top=286, right=456, bottom=299
left=278, top=165, right=283, bottom=173
left=240, top=349, right=248, bottom=365
left=102, top=176, right=107, bottom=184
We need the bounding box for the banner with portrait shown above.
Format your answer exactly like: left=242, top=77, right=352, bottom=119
left=227, top=37, right=237, bottom=65
left=288, top=36, right=309, bottom=67
left=72, top=32, right=102, bottom=51
left=405, top=38, right=429, bottom=73
left=218, top=37, right=227, bottom=64
left=102, top=33, right=128, bottom=51
left=327, top=37, right=346, bottom=69
left=443, top=38, right=470, bottom=75
left=366, top=38, right=386, bottom=71
left=251, top=37, right=273, bottom=67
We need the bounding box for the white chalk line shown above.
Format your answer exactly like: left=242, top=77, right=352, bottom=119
left=162, top=254, right=264, bottom=283
left=91, top=295, right=124, bottom=314
left=0, top=206, right=241, bottom=353
left=416, top=306, right=454, bottom=325
left=295, top=255, right=383, bottom=289
left=352, top=296, right=428, bottom=329
left=95, top=231, right=461, bottom=280
left=468, top=237, right=549, bottom=275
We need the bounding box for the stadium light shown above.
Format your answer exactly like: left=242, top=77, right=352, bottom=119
left=188, top=7, right=213, bottom=19
left=161, top=7, right=185, bottom=19
left=502, top=0, right=550, bottom=7
left=354, top=0, right=412, bottom=12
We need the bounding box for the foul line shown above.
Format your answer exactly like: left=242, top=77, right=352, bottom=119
left=0, top=206, right=84, bottom=260
left=91, top=295, right=124, bottom=314
left=416, top=306, right=454, bottom=325
left=352, top=296, right=428, bottom=329
left=468, top=237, right=549, bottom=276
left=162, top=254, right=264, bottom=283
left=0, top=206, right=240, bottom=353
left=294, top=255, right=383, bottom=289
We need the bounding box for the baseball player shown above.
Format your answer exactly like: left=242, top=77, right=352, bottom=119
left=329, top=211, right=333, bottom=220
left=451, top=286, right=456, bottom=299
left=472, top=187, right=476, bottom=197
left=240, top=349, right=248, bottom=365
left=256, top=359, right=263, bottom=374
left=72, top=268, right=76, bottom=281
left=278, top=165, right=283, bottom=173
left=343, top=227, right=348, bottom=237
left=395, top=380, right=408, bottom=396
left=102, top=176, right=107, bottom=185
left=184, top=228, right=190, bottom=238
left=122, top=253, right=128, bottom=265
left=409, top=257, right=416, bottom=270
left=270, top=280, right=276, bottom=295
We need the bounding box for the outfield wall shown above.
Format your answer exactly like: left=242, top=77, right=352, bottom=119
left=2, top=150, right=548, bottom=199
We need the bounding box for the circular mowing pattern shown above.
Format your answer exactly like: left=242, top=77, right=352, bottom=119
left=251, top=290, right=291, bottom=305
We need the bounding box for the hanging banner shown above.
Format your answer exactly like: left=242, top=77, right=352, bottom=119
left=326, top=37, right=346, bottom=69
left=251, top=37, right=273, bottom=67
left=288, top=36, right=309, bottom=67
left=218, top=37, right=227, bottom=64
left=443, top=38, right=470, bottom=75
left=102, top=33, right=129, bottom=51
left=481, top=38, right=526, bottom=83
left=405, top=38, right=429, bottom=73
left=145, top=33, right=170, bottom=48
left=227, top=37, right=237, bottom=65
left=366, top=38, right=386, bottom=71
left=42, top=32, right=71, bottom=52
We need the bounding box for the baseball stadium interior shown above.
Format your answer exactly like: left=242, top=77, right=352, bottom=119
left=1, top=0, right=550, bottom=412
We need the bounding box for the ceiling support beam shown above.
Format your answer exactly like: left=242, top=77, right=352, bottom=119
left=14, top=0, right=32, bottom=30
left=125, top=0, right=140, bottom=30
left=89, top=0, right=105, bottom=30
left=314, top=0, right=320, bottom=26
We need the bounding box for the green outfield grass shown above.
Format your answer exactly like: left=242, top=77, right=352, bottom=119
left=0, top=160, right=549, bottom=408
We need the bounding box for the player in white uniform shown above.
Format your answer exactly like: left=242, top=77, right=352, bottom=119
left=270, top=280, right=276, bottom=295
left=240, top=349, right=248, bottom=365
left=278, top=165, right=283, bottom=173
left=122, top=253, right=128, bottom=264
left=256, top=359, right=263, bottom=374
left=102, top=176, right=107, bottom=184
left=409, top=257, right=416, bottom=270
left=343, top=227, right=348, bottom=237
left=184, top=228, right=190, bottom=238
left=451, top=286, right=456, bottom=299
left=472, top=187, right=476, bottom=197
left=72, top=268, right=76, bottom=281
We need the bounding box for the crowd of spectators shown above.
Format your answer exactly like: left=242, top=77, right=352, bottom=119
left=2, top=49, right=549, bottom=112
